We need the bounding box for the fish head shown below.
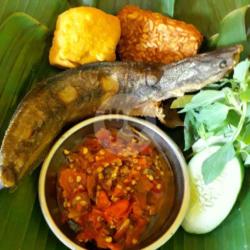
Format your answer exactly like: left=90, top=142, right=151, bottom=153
left=188, top=44, right=242, bottom=78
left=153, top=45, right=243, bottom=101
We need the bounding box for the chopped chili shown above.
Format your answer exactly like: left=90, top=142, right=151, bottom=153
left=57, top=126, right=172, bottom=250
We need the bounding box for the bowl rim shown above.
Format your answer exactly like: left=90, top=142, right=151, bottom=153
left=38, top=114, right=190, bottom=250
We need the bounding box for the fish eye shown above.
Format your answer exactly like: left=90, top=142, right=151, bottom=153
left=219, top=60, right=227, bottom=69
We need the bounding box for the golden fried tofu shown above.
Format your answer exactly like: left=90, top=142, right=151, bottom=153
left=117, top=6, right=203, bottom=64
left=49, top=7, right=121, bottom=68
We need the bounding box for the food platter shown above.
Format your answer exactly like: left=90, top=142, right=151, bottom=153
left=0, top=1, right=250, bottom=250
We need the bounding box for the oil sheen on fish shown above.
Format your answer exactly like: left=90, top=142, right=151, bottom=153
left=0, top=45, right=242, bottom=189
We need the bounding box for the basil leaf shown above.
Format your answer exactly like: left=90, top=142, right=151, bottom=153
left=181, top=90, right=225, bottom=112
left=197, top=103, right=230, bottom=131
left=240, top=89, right=250, bottom=101
left=196, top=121, right=207, bottom=139
left=234, top=59, right=250, bottom=90
left=227, top=110, right=241, bottom=127
left=223, top=87, right=240, bottom=106
left=241, top=123, right=250, bottom=144
left=184, top=111, right=198, bottom=151
left=202, top=142, right=236, bottom=184
left=234, top=60, right=250, bottom=83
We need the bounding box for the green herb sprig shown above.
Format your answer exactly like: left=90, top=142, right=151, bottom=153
left=172, top=60, right=250, bottom=184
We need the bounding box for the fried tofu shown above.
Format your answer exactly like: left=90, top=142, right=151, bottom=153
left=49, top=7, right=121, bottom=68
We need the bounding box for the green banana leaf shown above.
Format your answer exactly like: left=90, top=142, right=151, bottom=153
left=0, top=0, right=69, bottom=29
left=175, top=0, right=250, bottom=36
left=0, top=13, right=49, bottom=140
left=68, top=0, right=175, bottom=16
left=0, top=1, right=250, bottom=250
left=208, top=5, right=250, bottom=59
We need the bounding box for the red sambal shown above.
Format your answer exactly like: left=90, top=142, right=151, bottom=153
left=57, top=127, right=172, bottom=250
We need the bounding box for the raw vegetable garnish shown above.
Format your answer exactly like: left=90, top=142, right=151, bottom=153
left=173, top=59, right=250, bottom=184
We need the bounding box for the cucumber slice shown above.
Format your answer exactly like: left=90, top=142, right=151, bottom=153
left=182, top=146, right=244, bottom=234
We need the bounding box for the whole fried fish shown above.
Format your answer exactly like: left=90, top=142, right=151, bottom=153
left=0, top=45, right=242, bottom=189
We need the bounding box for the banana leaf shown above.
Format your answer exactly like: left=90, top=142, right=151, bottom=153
left=208, top=5, right=250, bottom=59
left=0, top=13, right=49, bottom=140
left=0, top=0, right=69, bottom=29
left=68, top=0, right=175, bottom=16
left=175, top=0, right=250, bottom=36
left=0, top=12, right=63, bottom=250
left=1, top=1, right=250, bottom=250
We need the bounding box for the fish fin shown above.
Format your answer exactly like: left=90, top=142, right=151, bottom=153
left=97, top=95, right=183, bottom=128
left=159, top=101, right=184, bottom=128
left=130, top=101, right=183, bottom=128
left=129, top=101, right=161, bottom=117
left=96, top=95, right=139, bottom=115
